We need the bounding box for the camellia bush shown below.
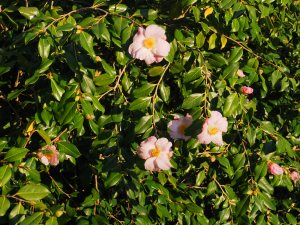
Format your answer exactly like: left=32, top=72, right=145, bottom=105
left=0, top=0, right=299, bottom=224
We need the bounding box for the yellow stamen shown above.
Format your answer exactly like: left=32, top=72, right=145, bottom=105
left=143, top=38, right=156, bottom=49
left=208, top=127, right=219, bottom=135
left=178, top=124, right=187, bottom=135
left=150, top=148, right=160, bottom=157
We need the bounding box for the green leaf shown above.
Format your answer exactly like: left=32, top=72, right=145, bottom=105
left=79, top=31, right=96, bottom=59
left=18, top=7, right=39, bottom=20
left=228, top=47, right=243, bottom=63
left=235, top=196, right=250, bottom=216
left=223, top=93, right=240, bottom=117
left=159, top=82, right=170, bottom=103
left=58, top=102, right=77, bottom=125
left=51, top=79, right=65, bottom=101
left=57, top=142, right=81, bottom=158
left=92, top=23, right=110, bottom=42
left=196, top=170, right=206, bottom=186
left=183, top=67, right=202, bottom=83
left=94, top=74, right=115, bottom=86
left=4, top=147, right=29, bottom=162
left=45, top=216, right=58, bottom=225
left=104, top=172, right=122, bottom=188
left=231, top=18, right=240, bottom=32
left=38, top=37, right=51, bottom=59
left=270, top=71, right=282, bottom=88
left=149, top=66, right=165, bottom=77
left=0, top=165, right=12, bottom=187
left=9, top=203, right=25, bottom=220
left=101, top=60, right=116, bottom=76
left=133, top=83, right=156, bottom=98
left=36, top=130, right=52, bottom=144
left=208, top=33, right=217, bottom=50
left=196, top=32, right=205, bottom=48
left=129, top=97, right=151, bottom=111
left=135, top=115, right=152, bottom=134
left=182, top=93, right=203, bottom=109
left=0, top=196, right=10, bottom=216
left=20, top=212, right=43, bottom=225
left=17, top=184, right=50, bottom=201
left=81, top=74, right=96, bottom=94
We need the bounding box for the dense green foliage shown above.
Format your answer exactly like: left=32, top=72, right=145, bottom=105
left=0, top=0, right=299, bottom=224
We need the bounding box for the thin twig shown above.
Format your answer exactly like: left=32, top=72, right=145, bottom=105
left=48, top=172, right=71, bottom=198
left=151, top=63, right=171, bottom=133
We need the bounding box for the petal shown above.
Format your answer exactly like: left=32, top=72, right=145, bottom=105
left=40, top=156, right=49, bottom=166
left=154, top=56, right=164, bottom=62
left=145, top=25, right=166, bottom=39
left=153, top=39, right=170, bottom=57
left=155, top=154, right=172, bottom=170
left=144, top=53, right=156, bottom=64
left=217, top=117, right=228, bottom=132
left=128, top=42, right=143, bottom=56
left=210, top=133, right=224, bottom=146
left=197, top=130, right=212, bottom=144
left=155, top=138, right=172, bottom=153
left=133, top=47, right=150, bottom=60
left=137, top=136, right=157, bottom=159
left=144, top=157, right=156, bottom=171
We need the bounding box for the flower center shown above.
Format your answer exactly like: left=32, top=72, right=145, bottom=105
left=178, top=124, right=187, bottom=135
left=208, top=127, right=219, bottom=135
left=150, top=148, right=160, bottom=157
left=143, top=38, right=156, bottom=49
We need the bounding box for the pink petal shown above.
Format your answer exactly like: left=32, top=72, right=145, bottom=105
left=137, top=136, right=157, bottom=159
left=153, top=39, right=170, bottom=57
left=144, top=53, right=156, bottom=64
left=154, top=56, right=164, bottom=62
left=155, top=138, right=172, bottom=153
left=155, top=154, right=172, bottom=170
left=210, top=133, right=224, bottom=146
left=144, top=157, right=156, bottom=171
left=128, top=42, right=143, bottom=56
left=197, top=125, right=213, bottom=145
left=217, top=117, right=228, bottom=132
left=145, top=25, right=166, bottom=39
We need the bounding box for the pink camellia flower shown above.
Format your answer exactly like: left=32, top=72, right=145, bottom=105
left=268, top=162, right=284, bottom=175
left=197, top=111, right=228, bottom=146
left=237, top=69, right=245, bottom=77
left=128, top=25, right=171, bottom=64
left=37, top=145, right=59, bottom=166
left=168, top=114, right=193, bottom=141
left=289, top=171, right=300, bottom=182
left=241, top=86, right=254, bottom=95
left=137, top=136, right=173, bottom=172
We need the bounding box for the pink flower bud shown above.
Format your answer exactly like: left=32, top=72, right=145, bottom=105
left=241, top=86, right=254, bottom=95
left=237, top=69, right=245, bottom=77
left=289, top=171, right=300, bottom=182
left=268, top=162, right=284, bottom=175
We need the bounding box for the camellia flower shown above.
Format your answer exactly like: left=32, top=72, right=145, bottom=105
left=241, top=86, right=254, bottom=95
left=37, top=145, right=59, bottom=166
left=128, top=25, right=171, bottom=64
left=289, top=171, right=300, bottom=182
left=197, top=111, right=228, bottom=146
left=268, top=162, right=284, bottom=175
left=137, top=136, right=173, bottom=172
left=168, top=114, right=193, bottom=141
left=237, top=69, right=245, bottom=77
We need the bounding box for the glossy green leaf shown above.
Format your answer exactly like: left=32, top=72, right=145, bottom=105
left=18, top=7, right=39, bottom=20
left=4, top=147, right=29, bottom=162
left=79, top=31, right=96, bottom=59
left=17, top=184, right=50, bottom=201
left=0, top=165, right=12, bottom=187
left=0, top=196, right=10, bottom=216
left=57, top=142, right=81, bottom=158
left=20, top=212, right=43, bottom=225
